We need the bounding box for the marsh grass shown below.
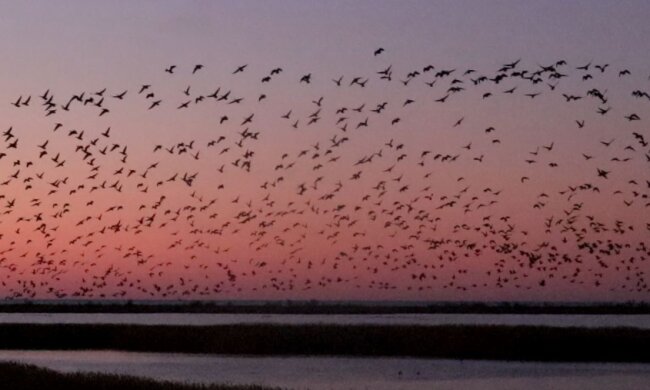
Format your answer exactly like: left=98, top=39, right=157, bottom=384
left=0, top=324, right=648, bottom=362
left=0, top=362, right=280, bottom=390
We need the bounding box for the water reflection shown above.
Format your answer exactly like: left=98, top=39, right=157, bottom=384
left=0, top=313, right=649, bottom=328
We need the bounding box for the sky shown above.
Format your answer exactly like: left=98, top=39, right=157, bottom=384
left=0, top=1, right=649, bottom=301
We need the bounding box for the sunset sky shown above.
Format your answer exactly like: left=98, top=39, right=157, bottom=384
left=0, top=1, right=649, bottom=301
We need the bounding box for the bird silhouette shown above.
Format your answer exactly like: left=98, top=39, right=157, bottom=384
left=0, top=53, right=647, bottom=301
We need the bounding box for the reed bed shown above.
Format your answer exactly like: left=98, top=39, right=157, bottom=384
left=0, top=362, right=280, bottom=390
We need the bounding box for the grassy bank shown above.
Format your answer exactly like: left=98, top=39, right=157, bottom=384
left=0, top=323, right=648, bottom=362
left=0, top=362, right=279, bottom=390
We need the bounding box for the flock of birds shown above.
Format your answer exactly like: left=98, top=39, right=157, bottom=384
left=0, top=49, right=649, bottom=300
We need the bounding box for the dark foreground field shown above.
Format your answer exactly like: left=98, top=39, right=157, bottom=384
left=0, top=362, right=278, bottom=390
left=0, top=323, right=649, bottom=362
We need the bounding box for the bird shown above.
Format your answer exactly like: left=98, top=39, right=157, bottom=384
left=233, top=64, right=247, bottom=74
left=597, top=168, right=610, bottom=179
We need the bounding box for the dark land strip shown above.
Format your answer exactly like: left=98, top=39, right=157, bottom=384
left=1, top=301, right=650, bottom=314
left=0, top=323, right=649, bottom=362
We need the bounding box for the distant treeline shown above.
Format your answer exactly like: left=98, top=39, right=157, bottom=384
left=0, top=323, right=649, bottom=362
left=0, top=362, right=279, bottom=390
left=1, top=300, right=650, bottom=314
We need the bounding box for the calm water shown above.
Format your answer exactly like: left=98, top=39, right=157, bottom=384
left=0, top=313, right=649, bottom=328
left=0, top=350, right=648, bottom=390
